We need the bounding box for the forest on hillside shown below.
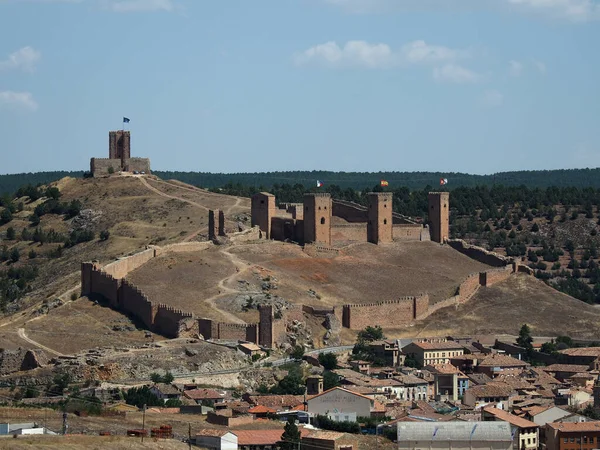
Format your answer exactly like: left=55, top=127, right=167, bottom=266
left=2, top=167, right=600, bottom=195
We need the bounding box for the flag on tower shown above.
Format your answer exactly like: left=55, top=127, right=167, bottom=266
left=123, top=117, right=130, bottom=123
left=380, top=180, right=389, bottom=187
left=440, top=178, right=448, bottom=186
left=316, top=180, right=324, bottom=188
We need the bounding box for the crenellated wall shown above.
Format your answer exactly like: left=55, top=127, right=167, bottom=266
left=479, top=266, right=513, bottom=287
left=457, top=273, right=481, bottom=303
left=90, top=268, right=120, bottom=307
left=119, top=279, right=156, bottom=329
left=155, top=304, right=196, bottom=338
left=341, top=295, right=430, bottom=330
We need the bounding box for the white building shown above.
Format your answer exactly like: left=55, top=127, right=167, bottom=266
left=0, top=422, right=54, bottom=436
left=307, top=387, right=374, bottom=422
left=195, top=429, right=238, bottom=450
left=397, top=421, right=513, bottom=450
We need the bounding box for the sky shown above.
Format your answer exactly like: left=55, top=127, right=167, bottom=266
left=0, top=0, right=599, bottom=175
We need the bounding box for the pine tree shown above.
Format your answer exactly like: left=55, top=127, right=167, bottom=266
left=279, top=417, right=301, bottom=450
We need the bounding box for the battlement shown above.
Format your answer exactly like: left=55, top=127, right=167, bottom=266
left=90, top=130, right=150, bottom=177
left=304, top=193, right=331, bottom=198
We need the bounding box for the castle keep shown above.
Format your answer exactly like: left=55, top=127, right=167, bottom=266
left=90, top=130, right=151, bottom=177
left=250, top=191, right=451, bottom=246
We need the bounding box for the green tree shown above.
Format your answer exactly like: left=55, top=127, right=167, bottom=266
left=150, top=373, right=162, bottom=383
left=323, top=371, right=341, bottom=391
left=10, top=248, right=20, bottom=263
left=279, top=417, right=301, bottom=450
left=45, top=186, right=61, bottom=200
left=6, top=227, right=15, bottom=240
left=162, top=371, right=175, bottom=384
left=357, top=325, right=384, bottom=342
left=270, top=364, right=305, bottom=395
left=290, top=345, right=305, bottom=361
left=123, top=386, right=162, bottom=408
left=107, top=166, right=115, bottom=174
left=99, top=230, right=110, bottom=241
left=318, top=352, right=338, bottom=370
left=0, top=208, right=13, bottom=225
left=531, top=223, right=539, bottom=232
left=28, top=249, right=37, bottom=259
left=517, top=324, right=534, bottom=358
left=165, top=398, right=182, bottom=407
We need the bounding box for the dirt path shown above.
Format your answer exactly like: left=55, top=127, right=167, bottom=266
left=138, top=177, right=209, bottom=212
left=17, top=328, right=64, bottom=357
left=200, top=248, right=261, bottom=325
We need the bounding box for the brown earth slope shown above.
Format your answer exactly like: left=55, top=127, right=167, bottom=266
left=409, top=274, right=600, bottom=339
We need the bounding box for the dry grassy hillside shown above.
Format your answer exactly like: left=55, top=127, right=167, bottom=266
left=407, top=274, right=600, bottom=339
left=0, top=175, right=250, bottom=350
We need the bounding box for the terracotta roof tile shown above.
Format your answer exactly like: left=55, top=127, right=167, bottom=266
left=543, top=364, right=590, bottom=373
left=478, top=354, right=529, bottom=367
left=248, top=405, right=277, bottom=414
left=234, top=429, right=310, bottom=446
left=410, top=341, right=465, bottom=350
left=483, top=406, right=539, bottom=429
left=196, top=429, right=235, bottom=438
left=547, top=422, right=600, bottom=432
left=465, top=382, right=515, bottom=398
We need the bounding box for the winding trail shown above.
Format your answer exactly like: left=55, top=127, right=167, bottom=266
left=17, top=328, right=64, bottom=357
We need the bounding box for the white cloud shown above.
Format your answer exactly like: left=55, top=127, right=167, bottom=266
left=534, top=60, right=547, bottom=74
left=481, top=89, right=504, bottom=107
left=0, top=91, right=38, bottom=111
left=294, top=39, right=469, bottom=69
left=0, top=46, right=41, bottom=72
left=294, top=40, right=394, bottom=68
left=433, top=64, right=481, bottom=84
left=509, top=60, right=523, bottom=77
left=107, top=0, right=174, bottom=12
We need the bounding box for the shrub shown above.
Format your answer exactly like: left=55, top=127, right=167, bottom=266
left=10, top=248, right=20, bottom=263
left=107, top=166, right=115, bottom=174
left=531, top=223, right=539, bottom=232
left=28, top=249, right=37, bottom=259
left=70, top=292, right=78, bottom=301
left=99, top=230, right=110, bottom=241
left=0, top=208, right=13, bottom=225
left=6, top=227, right=15, bottom=240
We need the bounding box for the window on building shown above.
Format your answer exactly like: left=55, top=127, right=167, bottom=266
left=527, top=438, right=531, bottom=444
left=570, top=437, right=575, bottom=443
left=583, top=437, right=588, bottom=444
left=384, top=219, right=387, bottom=225
left=442, top=353, right=446, bottom=357
left=564, top=438, right=568, bottom=443
left=321, top=217, right=325, bottom=224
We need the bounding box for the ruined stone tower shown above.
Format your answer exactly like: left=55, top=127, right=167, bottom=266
left=108, top=130, right=131, bottom=165
left=251, top=192, right=276, bottom=239
left=303, top=193, right=332, bottom=246
left=367, top=192, right=393, bottom=244
left=428, top=192, right=450, bottom=243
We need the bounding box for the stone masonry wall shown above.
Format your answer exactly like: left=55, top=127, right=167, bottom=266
left=330, top=224, right=367, bottom=242
left=341, top=295, right=430, bottom=330
left=103, top=248, right=155, bottom=279
left=457, top=273, right=481, bottom=303
left=392, top=224, right=423, bottom=241
left=90, top=269, right=119, bottom=307
left=90, top=158, right=123, bottom=177
left=479, top=266, right=513, bottom=287
left=119, top=279, right=157, bottom=329
left=332, top=200, right=368, bottom=223
left=154, top=304, right=195, bottom=338
left=447, top=239, right=510, bottom=267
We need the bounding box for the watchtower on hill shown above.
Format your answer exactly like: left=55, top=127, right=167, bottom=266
left=109, top=130, right=131, bottom=164
left=303, top=193, right=332, bottom=246
left=368, top=192, right=393, bottom=244
left=428, top=192, right=450, bottom=243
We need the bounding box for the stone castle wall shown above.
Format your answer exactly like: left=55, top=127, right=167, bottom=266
left=447, top=239, right=510, bottom=267
left=479, top=266, right=513, bottom=287
left=103, top=248, right=156, bottom=279
left=119, top=279, right=156, bottom=329
left=331, top=224, right=368, bottom=242
left=90, top=158, right=150, bottom=177
left=392, top=224, right=424, bottom=241
left=342, top=295, right=429, bottom=330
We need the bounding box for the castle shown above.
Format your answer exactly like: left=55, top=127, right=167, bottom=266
left=90, top=130, right=151, bottom=177
left=250, top=191, right=450, bottom=245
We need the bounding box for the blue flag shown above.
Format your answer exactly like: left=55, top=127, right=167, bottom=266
left=123, top=117, right=130, bottom=123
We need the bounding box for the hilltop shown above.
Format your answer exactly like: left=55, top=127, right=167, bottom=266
left=1, top=173, right=600, bottom=388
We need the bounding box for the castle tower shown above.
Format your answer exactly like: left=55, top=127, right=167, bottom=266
left=367, top=192, right=393, bottom=244
left=306, top=375, right=324, bottom=395
left=108, top=130, right=131, bottom=166
left=208, top=210, right=218, bottom=240
left=251, top=192, right=276, bottom=239
left=428, top=192, right=450, bottom=243
left=303, top=193, right=332, bottom=246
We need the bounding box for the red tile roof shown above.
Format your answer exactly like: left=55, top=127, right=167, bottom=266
left=410, top=341, right=465, bottom=350
left=543, top=364, right=590, bottom=373
left=478, top=354, right=528, bottom=367
left=196, top=429, right=235, bottom=437
left=483, top=406, right=539, bottom=429
left=248, top=405, right=277, bottom=414
left=184, top=388, right=228, bottom=400
left=547, top=422, right=600, bottom=432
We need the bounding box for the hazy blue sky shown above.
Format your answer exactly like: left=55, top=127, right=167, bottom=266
left=0, top=0, right=599, bottom=175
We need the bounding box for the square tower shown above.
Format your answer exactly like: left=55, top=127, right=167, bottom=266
left=367, top=192, right=393, bottom=244
left=428, top=192, right=450, bottom=243
left=108, top=130, right=131, bottom=164
left=303, top=193, right=332, bottom=246
left=251, top=192, right=276, bottom=239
